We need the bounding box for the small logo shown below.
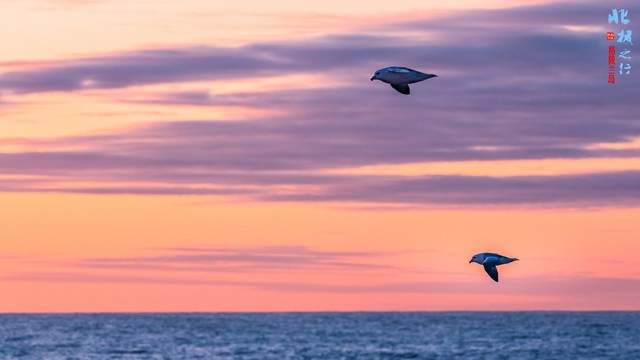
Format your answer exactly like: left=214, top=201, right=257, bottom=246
left=616, top=29, right=633, bottom=45
left=609, top=46, right=616, bottom=65
left=607, top=8, right=633, bottom=84
left=609, top=8, right=630, bottom=25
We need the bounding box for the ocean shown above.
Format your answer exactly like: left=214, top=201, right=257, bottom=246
left=0, top=312, right=638, bottom=359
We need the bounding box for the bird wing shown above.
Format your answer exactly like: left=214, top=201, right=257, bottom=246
left=483, top=264, right=499, bottom=282
left=388, top=67, right=411, bottom=73
left=391, top=84, right=410, bottom=95
left=483, top=256, right=499, bottom=265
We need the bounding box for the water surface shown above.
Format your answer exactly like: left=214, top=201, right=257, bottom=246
left=0, top=312, right=638, bottom=359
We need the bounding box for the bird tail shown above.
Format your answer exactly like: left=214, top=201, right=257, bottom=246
left=511, top=258, right=519, bottom=262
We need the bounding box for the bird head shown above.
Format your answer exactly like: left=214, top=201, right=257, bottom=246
left=370, top=70, right=381, bottom=81
left=469, top=254, right=482, bottom=264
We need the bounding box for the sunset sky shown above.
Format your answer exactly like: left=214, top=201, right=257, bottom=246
left=0, top=0, right=639, bottom=312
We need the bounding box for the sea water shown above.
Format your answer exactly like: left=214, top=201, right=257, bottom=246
left=0, top=312, right=638, bottom=359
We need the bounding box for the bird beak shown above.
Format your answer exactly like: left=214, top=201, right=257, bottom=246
left=469, top=259, right=473, bottom=263
left=370, top=76, right=376, bottom=81
left=426, top=74, right=438, bottom=79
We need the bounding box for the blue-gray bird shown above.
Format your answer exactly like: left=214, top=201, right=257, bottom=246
left=469, top=252, right=518, bottom=282
left=370, top=66, right=437, bottom=95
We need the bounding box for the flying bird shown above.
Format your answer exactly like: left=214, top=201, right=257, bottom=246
left=469, top=252, right=518, bottom=282
left=370, top=66, right=437, bottom=95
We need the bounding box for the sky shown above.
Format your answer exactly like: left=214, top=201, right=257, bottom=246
left=0, top=0, right=639, bottom=312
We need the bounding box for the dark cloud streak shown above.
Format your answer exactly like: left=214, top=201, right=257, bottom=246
left=5, top=271, right=640, bottom=299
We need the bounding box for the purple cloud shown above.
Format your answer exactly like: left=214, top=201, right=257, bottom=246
left=80, top=246, right=393, bottom=273
left=2, top=1, right=636, bottom=94
left=0, top=1, right=638, bottom=206
left=263, top=171, right=640, bottom=206
left=5, top=271, right=640, bottom=303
